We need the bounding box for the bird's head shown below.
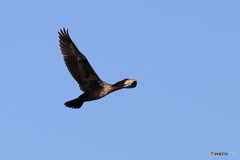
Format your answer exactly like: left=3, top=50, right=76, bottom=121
left=124, top=79, right=137, bottom=87
left=114, top=78, right=137, bottom=88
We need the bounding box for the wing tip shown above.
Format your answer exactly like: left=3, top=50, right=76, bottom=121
left=58, top=28, right=69, bottom=36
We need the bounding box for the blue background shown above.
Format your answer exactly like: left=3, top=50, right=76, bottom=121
left=1, top=0, right=239, bottom=159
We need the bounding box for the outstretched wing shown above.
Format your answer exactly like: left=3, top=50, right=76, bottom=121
left=58, top=28, right=101, bottom=91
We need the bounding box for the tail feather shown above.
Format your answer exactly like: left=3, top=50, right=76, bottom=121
left=64, top=98, right=84, bottom=109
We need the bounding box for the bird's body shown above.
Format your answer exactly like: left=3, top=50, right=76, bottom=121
left=79, top=81, right=114, bottom=102
left=58, top=28, right=137, bottom=109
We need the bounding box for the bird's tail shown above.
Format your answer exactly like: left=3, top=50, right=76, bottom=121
left=64, top=98, right=84, bottom=109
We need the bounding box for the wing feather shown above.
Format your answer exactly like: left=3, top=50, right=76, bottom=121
left=58, top=28, right=101, bottom=91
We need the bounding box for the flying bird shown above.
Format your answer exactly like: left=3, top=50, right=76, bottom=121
left=58, top=28, right=137, bottom=109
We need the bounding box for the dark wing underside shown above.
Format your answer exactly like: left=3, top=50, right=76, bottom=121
left=58, top=28, right=102, bottom=91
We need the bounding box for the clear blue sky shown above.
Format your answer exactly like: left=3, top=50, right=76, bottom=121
left=1, top=0, right=239, bottom=159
